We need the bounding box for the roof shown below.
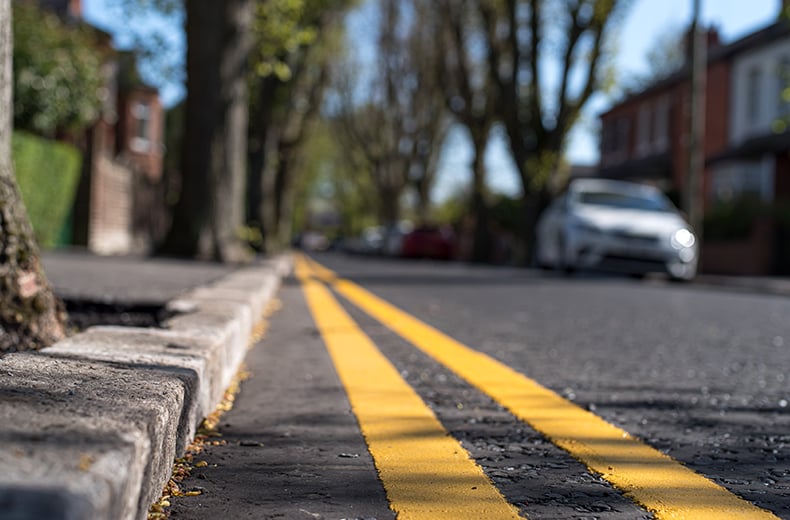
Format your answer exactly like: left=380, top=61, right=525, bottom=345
left=601, top=20, right=790, bottom=118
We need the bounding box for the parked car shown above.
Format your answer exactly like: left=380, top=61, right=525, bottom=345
left=535, top=179, right=698, bottom=280
left=401, top=225, right=455, bottom=260
left=381, top=221, right=414, bottom=257
left=344, top=226, right=385, bottom=255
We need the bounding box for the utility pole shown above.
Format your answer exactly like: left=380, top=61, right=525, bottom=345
left=685, top=0, right=706, bottom=237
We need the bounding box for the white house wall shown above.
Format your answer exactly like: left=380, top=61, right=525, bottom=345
left=730, top=36, right=790, bottom=145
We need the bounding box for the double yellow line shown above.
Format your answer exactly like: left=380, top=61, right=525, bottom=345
left=295, top=254, right=778, bottom=520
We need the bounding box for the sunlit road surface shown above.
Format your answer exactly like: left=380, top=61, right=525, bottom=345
left=297, top=250, right=790, bottom=519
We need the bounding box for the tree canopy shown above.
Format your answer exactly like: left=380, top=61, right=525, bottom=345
left=12, top=1, right=104, bottom=137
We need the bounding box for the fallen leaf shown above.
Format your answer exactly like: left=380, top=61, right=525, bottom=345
left=78, top=454, right=95, bottom=472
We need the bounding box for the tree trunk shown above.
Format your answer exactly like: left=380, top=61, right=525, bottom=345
left=261, top=138, right=294, bottom=254
left=470, top=130, right=492, bottom=263
left=413, top=175, right=431, bottom=223
left=247, top=76, right=280, bottom=249
left=0, top=0, right=65, bottom=353
left=377, top=176, right=401, bottom=226
left=518, top=187, right=551, bottom=266
left=159, top=0, right=254, bottom=262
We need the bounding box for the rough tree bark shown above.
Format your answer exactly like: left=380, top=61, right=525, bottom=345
left=0, top=0, right=66, bottom=353
left=160, top=0, right=254, bottom=262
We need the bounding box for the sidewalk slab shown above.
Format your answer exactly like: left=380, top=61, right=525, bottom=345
left=0, top=254, right=291, bottom=520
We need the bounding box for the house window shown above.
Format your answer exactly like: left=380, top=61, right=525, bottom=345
left=747, top=67, right=762, bottom=128
left=616, top=117, right=630, bottom=154
left=712, top=158, right=774, bottom=203
left=653, top=96, right=669, bottom=151
left=601, top=121, right=614, bottom=154
left=636, top=104, right=651, bottom=156
left=130, top=101, right=152, bottom=152
left=777, top=57, right=790, bottom=118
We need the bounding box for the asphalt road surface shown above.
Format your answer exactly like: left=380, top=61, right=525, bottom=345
left=170, top=252, right=789, bottom=519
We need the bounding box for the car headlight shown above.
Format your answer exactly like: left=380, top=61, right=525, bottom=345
left=671, top=228, right=696, bottom=249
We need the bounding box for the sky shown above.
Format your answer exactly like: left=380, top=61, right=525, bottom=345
left=82, top=0, right=782, bottom=200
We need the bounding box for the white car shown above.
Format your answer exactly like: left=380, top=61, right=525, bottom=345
left=535, top=179, right=698, bottom=280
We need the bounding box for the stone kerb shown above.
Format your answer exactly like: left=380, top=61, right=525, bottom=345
left=0, top=254, right=291, bottom=520
left=47, top=327, right=220, bottom=454
left=0, top=352, right=185, bottom=519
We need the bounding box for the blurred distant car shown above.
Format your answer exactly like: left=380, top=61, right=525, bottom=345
left=344, top=226, right=385, bottom=255
left=300, top=231, right=329, bottom=251
left=402, top=225, right=455, bottom=260
left=382, top=221, right=414, bottom=257
left=535, top=179, right=698, bottom=280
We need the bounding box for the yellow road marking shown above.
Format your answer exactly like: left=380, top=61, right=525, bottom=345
left=302, top=255, right=779, bottom=520
left=293, top=257, right=522, bottom=520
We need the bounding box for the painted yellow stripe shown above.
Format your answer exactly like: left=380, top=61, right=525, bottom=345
left=293, top=256, right=522, bottom=520
left=302, top=255, right=779, bottom=520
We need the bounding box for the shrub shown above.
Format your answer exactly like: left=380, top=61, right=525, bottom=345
left=12, top=132, right=82, bottom=248
left=701, top=196, right=790, bottom=241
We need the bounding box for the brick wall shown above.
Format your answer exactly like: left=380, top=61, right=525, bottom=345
left=118, top=89, right=165, bottom=182
left=88, top=155, right=133, bottom=255
left=701, top=219, right=775, bottom=275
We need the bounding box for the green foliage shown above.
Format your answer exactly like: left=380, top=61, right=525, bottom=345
left=12, top=2, right=104, bottom=136
left=292, top=119, right=376, bottom=237
left=253, top=0, right=356, bottom=80
left=489, top=194, right=522, bottom=234
left=254, top=0, right=316, bottom=81
left=431, top=187, right=470, bottom=225
left=12, top=132, right=82, bottom=248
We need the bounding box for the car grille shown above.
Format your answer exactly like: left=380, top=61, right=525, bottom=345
left=610, top=231, right=659, bottom=245
left=600, top=255, right=668, bottom=274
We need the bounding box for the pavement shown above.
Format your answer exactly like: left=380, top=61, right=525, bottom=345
left=1, top=250, right=788, bottom=520
left=0, top=249, right=291, bottom=520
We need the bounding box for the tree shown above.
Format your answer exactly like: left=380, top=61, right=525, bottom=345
left=159, top=0, right=255, bottom=262
left=403, top=0, right=450, bottom=221
left=249, top=0, right=353, bottom=253
left=623, top=25, right=686, bottom=93
left=289, top=118, right=378, bottom=239
left=436, top=0, right=499, bottom=262
left=12, top=1, right=104, bottom=138
left=479, top=0, right=626, bottom=262
left=0, top=0, right=66, bottom=353
left=335, top=0, right=449, bottom=226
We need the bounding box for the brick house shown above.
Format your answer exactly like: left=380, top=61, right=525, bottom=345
left=38, top=0, right=167, bottom=255
left=598, top=28, right=728, bottom=205
left=707, top=22, right=790, bottom=274
left=598, top=13, right=790, bottom=275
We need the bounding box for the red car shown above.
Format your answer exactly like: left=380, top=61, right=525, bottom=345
left=401, top=225, right=455, bottom=260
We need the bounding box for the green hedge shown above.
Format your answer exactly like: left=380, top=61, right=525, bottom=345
left=11, top=131, right=82, bottom=248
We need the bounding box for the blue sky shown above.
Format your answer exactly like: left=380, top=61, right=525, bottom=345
left=82, top=0, right=782, bottom=199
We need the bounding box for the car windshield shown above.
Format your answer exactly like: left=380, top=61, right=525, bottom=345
left=577, top=190, right=674, bottom=212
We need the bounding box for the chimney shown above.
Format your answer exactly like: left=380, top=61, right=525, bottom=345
left=38, top=0, right=82, bottom=22
left=69, top=0, right=82, bottom=19
left=684, top=26, right=720, bottom=65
